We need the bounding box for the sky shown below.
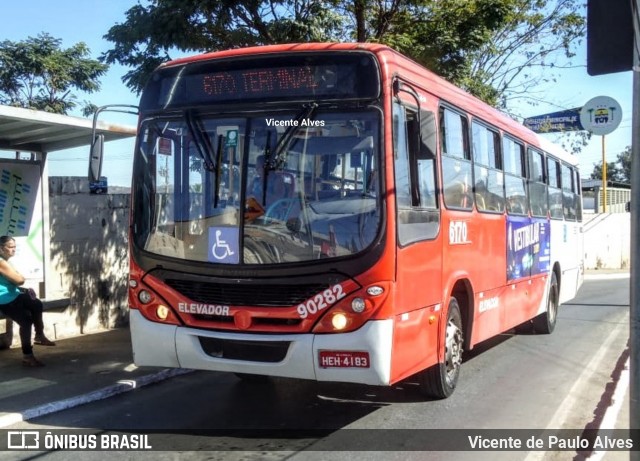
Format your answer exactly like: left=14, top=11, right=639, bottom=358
left=1, top=1, right=635, bottom=186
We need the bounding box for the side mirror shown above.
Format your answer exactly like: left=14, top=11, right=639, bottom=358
left=87, top=104, right=138, bottom=183
left=89, top=134, right=104, bottom=183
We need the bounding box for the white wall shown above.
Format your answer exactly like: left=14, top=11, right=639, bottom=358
left=582, top=213, right=631, bottom=270
left=46, top=177, right=130, bottom=338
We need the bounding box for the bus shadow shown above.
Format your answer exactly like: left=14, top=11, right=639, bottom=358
left=462, top=330, right=516, bottom=359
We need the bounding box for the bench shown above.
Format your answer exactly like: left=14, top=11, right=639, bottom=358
left=0, top=298, right=70, bottom=349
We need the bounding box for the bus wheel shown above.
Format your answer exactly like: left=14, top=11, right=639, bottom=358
left=419, top=298, right=463, bottom=399
left=532, top=271, right=559, bottom=334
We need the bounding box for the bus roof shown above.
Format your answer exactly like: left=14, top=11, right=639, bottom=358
left=159, top=42, right=391, bottom=69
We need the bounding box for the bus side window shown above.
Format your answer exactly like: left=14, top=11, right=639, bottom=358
left=471, top=121, right=504, bottom=212
left=503, top=136, right=528, bottom=216
left=441, top=107, right=473, bottom=210
left=547, top=157, right=563, bottom=219
left=527, top=148, right=548, bottom=218
left=393, top=101, right=440, bottom=245
left=562, top=163, right=577, bottom=221
left=574, top=168, right=583, bottom=221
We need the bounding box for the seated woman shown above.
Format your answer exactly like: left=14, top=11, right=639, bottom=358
left=0, top=236, right=55, bottom=367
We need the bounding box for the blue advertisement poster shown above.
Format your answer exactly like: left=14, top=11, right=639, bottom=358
left=507, top=216, right=550, bottom=281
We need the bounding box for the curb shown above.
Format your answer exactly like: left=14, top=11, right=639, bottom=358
left=0, top=368, right=193, bottom=429
left=584, top=272, right=630, bottom=281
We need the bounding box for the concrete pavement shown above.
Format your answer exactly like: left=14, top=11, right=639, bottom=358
left=0, top=327, right=192, bottom=428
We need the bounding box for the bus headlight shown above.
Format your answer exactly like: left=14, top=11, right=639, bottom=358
left=156, top=305, right=170, bottom=320
left=331, top=313, right=348, bottom=330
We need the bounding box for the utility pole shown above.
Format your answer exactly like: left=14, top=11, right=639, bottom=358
left=586, top=0, right=638, bottom=453
left=629, top=0, right=640, bottom=461
left=631, top=1, right=640, bottom=458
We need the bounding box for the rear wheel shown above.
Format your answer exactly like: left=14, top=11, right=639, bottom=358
left=532, top=271, right=559, bottom=334
left=419, top=297, right=464, bottom=399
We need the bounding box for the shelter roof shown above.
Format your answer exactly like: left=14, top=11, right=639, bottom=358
left=0, top=105, right=136, bottom=153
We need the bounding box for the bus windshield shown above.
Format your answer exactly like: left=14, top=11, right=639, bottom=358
left=132, top=109, right=382, bottom=265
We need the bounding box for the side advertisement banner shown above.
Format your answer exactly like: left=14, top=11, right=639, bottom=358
left=507, top=216, right=550, bottom=281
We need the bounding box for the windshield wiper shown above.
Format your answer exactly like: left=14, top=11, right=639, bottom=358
left=213, top=134, right=224, bottom=208
left=185, top=110, right=216, bottom=172
left=268, top=102, right=318, bottom=171
left=261, top=130, right=272, bottom=206
left=185, top=110, right=226, bottom=207
left=261, top=103, right=317, bottom=205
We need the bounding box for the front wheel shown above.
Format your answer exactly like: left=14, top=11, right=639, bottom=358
left=419, top=297, right=464, bottom=399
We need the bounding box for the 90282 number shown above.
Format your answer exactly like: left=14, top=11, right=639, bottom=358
left=297, top=284, right=345, bottom=319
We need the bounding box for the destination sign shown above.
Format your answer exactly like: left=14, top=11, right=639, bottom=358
left=140, top=53, right=380, bottom=110
left=188, top=65, right=331, bottom=101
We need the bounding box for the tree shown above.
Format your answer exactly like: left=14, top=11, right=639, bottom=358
left=464, top=0, right=584, bottom=110
left=102, top=0, right=584, bottom=110
left=0, top=33, right=108, bottom=115
left=102, top=0, right=345, bottom=93
left=590, top=146, right=631, bottom=184
left=617, top=145, right=632, bottom=182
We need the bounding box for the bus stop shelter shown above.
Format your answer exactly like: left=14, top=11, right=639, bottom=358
left=0, top=104, right=135, bottom=304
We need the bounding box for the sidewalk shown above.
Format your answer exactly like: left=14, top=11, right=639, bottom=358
left=0, top=327, right=191, bottom=428
left=585, top=268, right=631, bottom=280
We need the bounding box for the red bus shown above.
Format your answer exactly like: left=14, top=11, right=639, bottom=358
left=103, top=43, right=583, bottom=398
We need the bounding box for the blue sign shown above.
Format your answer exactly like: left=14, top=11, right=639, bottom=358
left=208, top=226, right=239, bottom=264
left=507, top=216, right=550, bottom=281
left=523, top=108, right=583, bottom=133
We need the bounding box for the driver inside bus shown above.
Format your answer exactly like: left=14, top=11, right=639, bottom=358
left=250, top=155, right=267, bottom=200
left=248, top=155, right=288, bottom=206
left=246, top=155, right=285, bottom=220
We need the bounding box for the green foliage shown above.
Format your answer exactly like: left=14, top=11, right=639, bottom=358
left=559, top=130, right=592, bottom=156
left=102, top=0, right=345, bottom=92
left=0, top=33, right=108, bottom=115
left=102, top=0, right=585, bottom=113
left=471, top=0, right=585, bottom=109
left=590, top=146, right=632, bottom=184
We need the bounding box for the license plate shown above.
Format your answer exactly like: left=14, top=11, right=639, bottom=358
left=319, top=350, right=370, bottom=368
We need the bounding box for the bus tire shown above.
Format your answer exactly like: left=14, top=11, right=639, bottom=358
left=532, top=271, right=559, bottom=334
left=419, top=298, right=463, bottom=399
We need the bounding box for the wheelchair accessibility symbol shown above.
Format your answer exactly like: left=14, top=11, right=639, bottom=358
left=208, top=227, right=239, bottom=264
